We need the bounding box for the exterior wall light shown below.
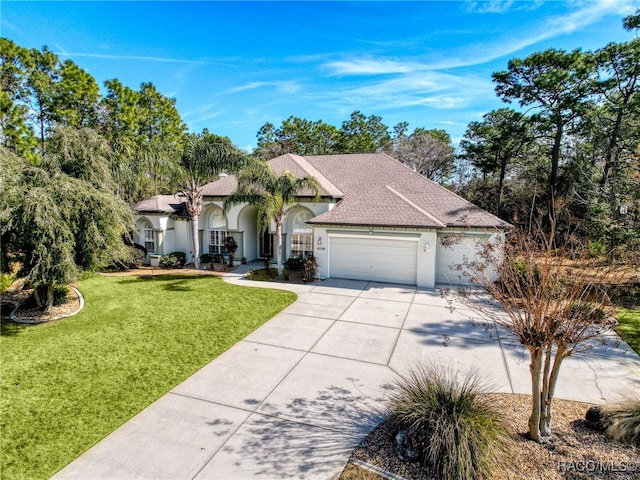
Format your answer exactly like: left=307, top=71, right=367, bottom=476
left=317, top=236, right=323, bottom=246
left=424, top=241, right=431, bottom=252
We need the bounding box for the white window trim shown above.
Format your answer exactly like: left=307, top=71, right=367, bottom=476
left=209, top=229, right=228, bottom=254
left=291, top=232, right=313, bottom=258
left=143, top=225, right=155, bottom=253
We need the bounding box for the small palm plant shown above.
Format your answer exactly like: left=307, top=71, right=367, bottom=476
left=389, top=364, right=508, bottom=480
left=224, top=160, right=320, bottom=278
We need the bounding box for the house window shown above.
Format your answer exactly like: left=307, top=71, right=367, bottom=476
left=209, top=230, right=227, bottom=254
left=291, top=233, right=313, bottom=258
left=208, top=208, right=227, bottom=254
left=143, top=224, right=155, bottom=253
left=290, top=210, right=313, bottom=258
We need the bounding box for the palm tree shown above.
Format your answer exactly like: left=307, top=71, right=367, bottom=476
left=179, top=131, right=247, bottom=269
left=224, top=161, right=320, bottom=278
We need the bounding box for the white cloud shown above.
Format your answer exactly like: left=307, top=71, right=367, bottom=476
left=464, top=0, right=516, bottom=14
left=323, top=58, right=422, bottom=75
left=227, top=81, right=301, bottom=95
left=323, top=0, right=638, bottom=76
left=55, top=52, right=205, bottom=65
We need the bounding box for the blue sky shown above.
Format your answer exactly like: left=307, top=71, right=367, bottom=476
left=2, top=1, right=638, bottom=150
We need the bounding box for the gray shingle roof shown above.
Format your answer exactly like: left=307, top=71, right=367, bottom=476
left=134, top=153, right=509, bottom=229
left=132, top=194, right=187, bottom=214
left=201, top=175, right=238, bottom=196
left=201, top=154, right=343, bottom=198
left=304, top=153, right=509, bottom=228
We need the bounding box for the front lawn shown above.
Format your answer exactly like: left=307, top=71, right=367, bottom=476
left=617, top=307, right=640, bottom=355
left=0, top=275, right=295, bottom=480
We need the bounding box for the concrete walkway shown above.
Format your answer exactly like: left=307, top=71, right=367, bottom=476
left=53, top=267, right=640, bottom=479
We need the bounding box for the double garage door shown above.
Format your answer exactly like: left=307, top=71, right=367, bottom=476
left=329, top=235, right=418, bottom=285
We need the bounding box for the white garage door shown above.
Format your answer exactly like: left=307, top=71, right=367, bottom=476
left=329, top=235, right=418, bottom=285
left=436, top=234, right=486, bottom=285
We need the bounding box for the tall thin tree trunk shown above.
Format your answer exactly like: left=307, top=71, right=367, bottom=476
left=496, top=154, right=509, bottom=217
left=276, top=221, right=283, bottom=279
left=191, top=216, right=200, bottom=269
left=528, top=347, right=544, bottom=441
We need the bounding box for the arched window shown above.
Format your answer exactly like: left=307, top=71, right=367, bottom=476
left=208, top=208, right=227, bottom=254
left=142, top=221, right=155, bottom=253
left=290, top=210, right=313, bottom=258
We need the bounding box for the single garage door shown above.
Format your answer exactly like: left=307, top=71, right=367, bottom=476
left=329, top=235, right=418, bottom=285
left=436, top=234, right=486, bottom=285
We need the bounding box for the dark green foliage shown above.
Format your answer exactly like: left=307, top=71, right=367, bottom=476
left=284, top=256, right=305, bottom=271
left=200, top=253, right=213, bottom=264
left=52, top=284, right=69, bottom=306
left=168, top=251, right=186, bottom=266
left=389, top=364, right=508, bottom=480
left=159, top=251, right=186, bottom=268
left=223, top=236, right=237, bottom=266
left=284, top=255, right=317, bottom=280
left=0, top=143, right=133, bottom=309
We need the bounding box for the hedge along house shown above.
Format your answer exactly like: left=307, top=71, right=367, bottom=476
left=132, top=153, right=510, bottom=288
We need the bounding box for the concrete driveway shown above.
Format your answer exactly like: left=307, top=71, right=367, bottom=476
left=53, top=268, right=640, bottom=480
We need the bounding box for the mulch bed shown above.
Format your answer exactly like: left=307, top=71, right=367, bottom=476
left=1, top=284, right=81, bottom=323
left=341, top=393, right=639, bottom=480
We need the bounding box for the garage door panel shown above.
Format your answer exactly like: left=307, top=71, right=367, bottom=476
left=329, top=236, right=417, bottom=285
left=436, top=236, right=482, bottom=285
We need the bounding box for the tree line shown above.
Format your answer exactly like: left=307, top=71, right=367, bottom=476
left=1, top=10, right=638, bottom=305
left=460, top=12, right=639, bottom=256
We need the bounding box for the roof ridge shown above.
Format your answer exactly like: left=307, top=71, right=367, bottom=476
left=286, top=154, right=344, bottom=198
left=385, top=185, right=446, bottom=227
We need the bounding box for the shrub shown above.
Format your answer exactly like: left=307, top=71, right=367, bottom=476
left=588, top=239, right=608, bottom=258
left=53, top=285, right=70, bottom=306
left=213, top=253, right=224, bottom=264
left=1, top=273, right=16, bottom=293
left=284, top=256, right=305, bottom=271
left=388, top=364, right=507, bottom=480
left=106, top=244, right=146, bottom=271
left=168, top=251, right=186, bottom=266
left=27, top=284, right=70, bottom=307
left=200, top=253, right=213, bottom=264
left=159, top=255, right=180, bottom=269
left=223, top=236, right=238, bottom=266
left=303, top=255, right=318, bottom=282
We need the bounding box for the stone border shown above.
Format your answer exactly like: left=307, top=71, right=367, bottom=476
left=348, top=458, right=409, bottom=480
left=9, top=286, right=85, bottom=325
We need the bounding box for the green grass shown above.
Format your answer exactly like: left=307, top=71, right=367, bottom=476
left=0, top=275, right=295, bottom=480
left=616, top=307, right=640, bottom=354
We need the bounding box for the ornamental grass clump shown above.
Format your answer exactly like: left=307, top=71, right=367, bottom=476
left=388, top=364, right=508, bottom=480
left=604, top=395, right=640, bottom=446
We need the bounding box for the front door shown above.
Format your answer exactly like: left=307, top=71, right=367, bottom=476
left=259, top=230, right=272, bottom=258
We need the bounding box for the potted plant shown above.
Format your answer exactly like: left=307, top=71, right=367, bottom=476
left=223, top=236, right=238, bottom=267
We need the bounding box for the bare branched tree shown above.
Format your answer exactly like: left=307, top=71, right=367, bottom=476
left=444, top=225, right=617, bottom=442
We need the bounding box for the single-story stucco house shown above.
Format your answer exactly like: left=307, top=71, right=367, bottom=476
left=132, top=152, right=510, bottom=288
